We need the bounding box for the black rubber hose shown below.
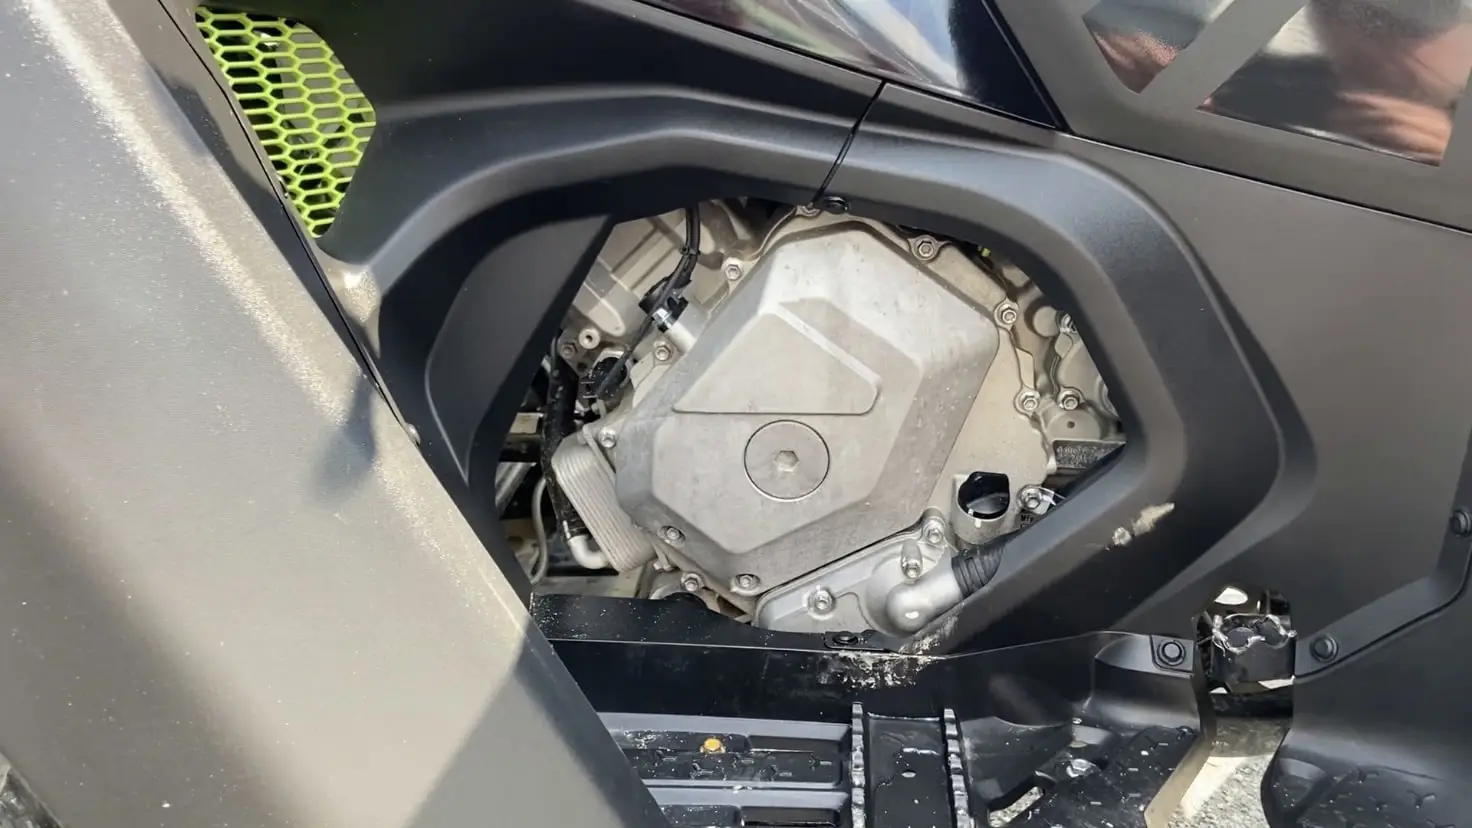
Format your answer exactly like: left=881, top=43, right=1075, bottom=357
left=951, top=533, right=1012, bottom=595
left=540, top=355, right=585, bottom=540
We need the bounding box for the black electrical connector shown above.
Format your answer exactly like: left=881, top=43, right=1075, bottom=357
left=591, top=205, right=701, bottom=401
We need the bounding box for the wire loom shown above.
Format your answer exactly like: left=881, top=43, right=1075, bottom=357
left=194, top=9, right=374, bottom=237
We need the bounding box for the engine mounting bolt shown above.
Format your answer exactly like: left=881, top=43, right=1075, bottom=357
left=680, top=572, right=704, bottom=593
left=1310, top=635, right=1338, bottom=662
left=995, top=301, right=1019, bottom=327
left=923, top=524, right=946, bottom=546
left=723, top=259, right=743, bottom=281
left=734, top=573, right=760, bottom=593
left=1452, top=508, right=1472, bottom=537
left=660, top=525, right=684, bottom=544
left=577, top=327, right=601, bottom=350
left=652, top=340, right=674, bottom=362
left=911, top=236, right=939, bottom=261
left=1066, top=758, right=1094, bottom=778
left=1058, top=313, right=1076, bottom=335
left=809, top=587, right=835, bottom=614
left=1016, top=390, right=1041, bottom=414
left=1058, top=389, right=1082, bottom=411
left=559, top=342, right=579, bottom=360
left=597, top=428, right=618, bottom=449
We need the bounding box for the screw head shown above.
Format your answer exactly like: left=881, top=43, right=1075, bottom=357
left=1157, top=639, right=1187, bottom=667
left=911, top=236, right=939, bottom=261
left=558, top=341, right=579, bottom=360
left=577, top=327, right=601, bottom=350
left=1452, top=508, right=1472, bottom=537
left=660, top=525, right=684, bottom=544
left=597, top=428, right=618, bottom=449
left=809, top=587, right=835, bottom=614
left=1016, top=390, right=1041, bottom=414
left=832, top=631, right=859, bottom=645
left=1066, top=758, right=1094, bottom=778
left=923, top=523, right=946, bottom=545
left=652, top=341, right=674, bottom=362
left=816, top=195, right=849, bottom=215
left=1058, top=390, right=1082, bottom=411
left=723, top=259, right=743, bottom=281
left=734, top=573, right=760, bottom=593
left=1310, top=635, right=1338, bottom=662
left=680, top=572, right=703, bottom=593
left=995, top=302, right=1019, bottom=327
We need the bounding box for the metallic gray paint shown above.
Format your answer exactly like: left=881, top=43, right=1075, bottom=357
left=0, top=1, right=661, bottom=826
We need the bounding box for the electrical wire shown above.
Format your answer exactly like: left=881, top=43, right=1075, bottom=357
left=529, top=476, right=550, bottom=584
left=591, top=205, right=701, bottom=401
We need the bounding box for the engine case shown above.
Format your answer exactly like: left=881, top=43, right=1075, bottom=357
left=612, top=224, right=1001, bottom=592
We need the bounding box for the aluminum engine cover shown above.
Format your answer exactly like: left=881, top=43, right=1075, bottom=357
left=613, top=225, right=1000, bottom=592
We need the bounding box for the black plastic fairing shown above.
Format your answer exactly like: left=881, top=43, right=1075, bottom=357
left=633, top=0, right=1060, bottom=126
left=823, top=124, right=1280, bottom=648
left=994, top=0, right=1472, bottom=232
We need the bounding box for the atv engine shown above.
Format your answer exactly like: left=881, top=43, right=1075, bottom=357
left=537, top=202, right=1121, bottom=635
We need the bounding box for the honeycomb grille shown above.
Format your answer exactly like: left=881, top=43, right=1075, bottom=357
left=194, top=9, right=374, bottom=237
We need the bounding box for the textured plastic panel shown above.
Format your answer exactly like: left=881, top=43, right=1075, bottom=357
left=194, top=9, right=373, bottom=236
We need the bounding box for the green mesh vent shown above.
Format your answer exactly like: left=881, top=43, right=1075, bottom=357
left=195, top=9, right=374, bottom=236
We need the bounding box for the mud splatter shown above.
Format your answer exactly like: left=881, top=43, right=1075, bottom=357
left=902, top=614, right=957, bottom=656
left=832, top=651, right=939, bottom=689
left=1110, top=503, right=1176, bottom=547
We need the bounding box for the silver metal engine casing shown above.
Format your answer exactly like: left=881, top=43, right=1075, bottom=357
left=612, top=224, right=1001, bottom=592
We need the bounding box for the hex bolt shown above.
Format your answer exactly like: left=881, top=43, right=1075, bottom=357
left=901, top=557, right=923, bottom=581
left=652, top=340, right=674, bottom=362
left=558, top=341, right=579, bottom=360
left=681, top=572, right=704, bottom=593
left=660, top=525, right=684, bottom=544
left=1058, top=389, right=1082, bottom=411
left=923, top=523, right=946, bottom=545
left=911, top=236, right=939, bottom=261
left=1019, top=486, right=1044, bottom=513
left=995, top=301, right=1019, bottom=327
left=1452, top=508, right=1472, bottom=538
left=597, top=428, right=618, bottom=450
left=1016, top=390, right=1041, bottom=414
left=809, top=587, right=835, bottom=614
left=1310, top=635, right=1338, bottom=662
left=734, top=573, right=760, bottom=593
left=1157, top=639, right=1187, bottom=667
left=1066, top=758, right=1094, bottom=778
left=577, top=327, right=602, bottom=350
left=723, top=259, right=743, bottom=281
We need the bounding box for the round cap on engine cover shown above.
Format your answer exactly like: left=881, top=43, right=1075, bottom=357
left=744, top=420, right=829, bottom=500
